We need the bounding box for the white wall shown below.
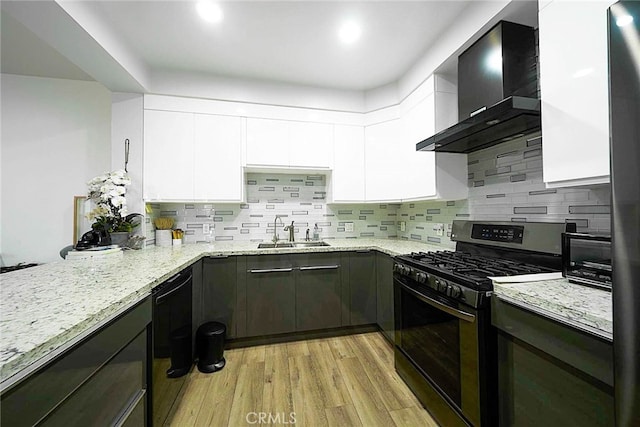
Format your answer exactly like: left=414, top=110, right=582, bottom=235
left=111, top=93, right=144, bottom=217
left=150, top=70, right=366, bottom=113
left=0, top=74, right=111, bottom=265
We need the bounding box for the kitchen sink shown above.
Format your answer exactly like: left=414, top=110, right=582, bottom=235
left=257, top=241, right=329, bottom=249
left=257, top=242, right=294, bottom=248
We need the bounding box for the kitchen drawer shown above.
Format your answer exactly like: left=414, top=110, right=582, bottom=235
left=38, top=331, right=147, bottom=426
left=491, top=297, right=613, bottom=386
left=1, top=298, right=151, bottom=427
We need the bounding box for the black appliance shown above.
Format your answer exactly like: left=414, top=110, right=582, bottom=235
left=417, top=21, right=540, bottom=154
left=394, top=220, right=573, bottom=427
left=608, top=1, right=640, bottom=425
left=75, top=229, right=111, bottom=249
left=151, top=268, right=193, bottom=426
left=562, top=232, right=612, bottom=291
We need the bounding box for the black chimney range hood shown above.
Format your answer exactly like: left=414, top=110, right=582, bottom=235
left=418, top=21, right=540, bottom=154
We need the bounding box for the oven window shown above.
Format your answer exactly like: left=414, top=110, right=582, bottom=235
left=400, top=285, right=462, bottom=406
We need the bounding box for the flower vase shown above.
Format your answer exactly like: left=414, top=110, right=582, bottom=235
left=109, top=231, right=130, bottom=247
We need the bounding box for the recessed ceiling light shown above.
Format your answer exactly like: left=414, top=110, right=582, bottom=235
left=616, top=14, right=634, bottom=27
left=338, top=21, right=362, bottom=45
left=197, top=1, right=223, bottom=23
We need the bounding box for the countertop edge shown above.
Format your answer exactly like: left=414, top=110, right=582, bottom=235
left=494, top=293, right=613, bottom=342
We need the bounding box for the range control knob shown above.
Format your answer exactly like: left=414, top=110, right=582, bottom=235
left=436, top=279, right=448, bottom=292
left=416, top=272, right=427, bottom=284
left=393, top=263, right=402, bottom=273
left=446, top=285, right=462, bottom=298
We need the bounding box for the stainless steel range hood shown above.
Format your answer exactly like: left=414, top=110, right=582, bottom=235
left=418, top=21, right=540, bottom=154
left=416, top=96, right=540, bottom=153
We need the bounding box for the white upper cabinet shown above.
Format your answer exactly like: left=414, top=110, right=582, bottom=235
left=144, top=110, right=194, bottom=200
left=365, top=119, right=403, bottom=202
left=289, top=121, right=333, bottom=168
left=399, top=76, right=468, bottom=201
left=144, top=110, right=244, bottom=201
left=193, top=114, right=244, bottom=202
left=245, top=118, right=333, bottom=169
left=539, top=0, right=614, bottom=187
left=332, top=124, right=365, bottom=202
left=245, top=118, right=290, bottom=167
left=402, top=93, right=438, bottom=199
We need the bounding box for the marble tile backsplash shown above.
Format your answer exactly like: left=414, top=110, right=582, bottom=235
left=146, top=131, right=611, bottom=247
left=145, top=173, right=401, bottom=245
left=397, top=131, right=611, bottom=247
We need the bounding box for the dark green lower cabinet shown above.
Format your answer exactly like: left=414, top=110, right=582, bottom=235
left=293, top=253, right=342, bottom=331
left=375, top=252, right=394, bottom=342
left=245, top=255, right=296, bottom=336
left=492, top=297, right=614, bottom=427
left=348, top=251, right=377, bottom=325
left=0, top=298, right=151, bottom=427
left=202, top=256, right=238, bottom=338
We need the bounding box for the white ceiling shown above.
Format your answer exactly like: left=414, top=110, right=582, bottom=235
left=1, top=11, right=94, bottom=82
left=2, top=1, right=472, bottom=91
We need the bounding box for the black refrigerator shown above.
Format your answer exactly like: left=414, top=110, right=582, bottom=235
left=609, top=1, right=640, bottom=426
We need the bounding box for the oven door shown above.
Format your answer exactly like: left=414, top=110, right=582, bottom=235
left=394, top=275, right=482, bottom=426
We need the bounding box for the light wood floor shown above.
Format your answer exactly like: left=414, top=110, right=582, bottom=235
left=161, top=332, right=439, bottom=427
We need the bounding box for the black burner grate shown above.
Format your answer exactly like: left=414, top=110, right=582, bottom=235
left=399, top=251, right=556, bottom=290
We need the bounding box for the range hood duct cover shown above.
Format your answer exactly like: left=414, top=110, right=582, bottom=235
left=418, top=21, right=540, bottom=154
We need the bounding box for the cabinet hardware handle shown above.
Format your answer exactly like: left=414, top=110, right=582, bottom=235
left=249, top=268, right=294, bottom=274
left=299, top=265, right=340, bottom=271
left=209, top=255, right=229, bottom=259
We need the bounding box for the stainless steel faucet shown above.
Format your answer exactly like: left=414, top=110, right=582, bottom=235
left=273, top=215, right=285, bottom=244
left=283, top=221, right=295, bottom=242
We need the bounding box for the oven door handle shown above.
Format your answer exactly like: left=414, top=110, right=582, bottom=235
left=401, top=283, right=476, bottom=323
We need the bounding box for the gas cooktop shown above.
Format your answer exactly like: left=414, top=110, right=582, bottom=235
left=396, top=251, right=556, bottom=290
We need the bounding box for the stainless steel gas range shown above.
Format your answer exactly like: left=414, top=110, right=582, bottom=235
left=393, top=220, right=575, bottom=427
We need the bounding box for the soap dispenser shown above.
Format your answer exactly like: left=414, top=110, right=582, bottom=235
left=313, top=223, right=319, bottom=241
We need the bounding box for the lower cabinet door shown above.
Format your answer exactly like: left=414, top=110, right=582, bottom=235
left=497, top=333, right=614, bottom=426
left=349, top=251, right=377, bottom=325
left=246, top=265, right=296, bottom=337
left=295, top=254, right=342, bottom=331
left=376, top=252, right=394, bottom=342
left=39, top=331, right=147, bottom=427
left=202, top=256, right=238, bottom=338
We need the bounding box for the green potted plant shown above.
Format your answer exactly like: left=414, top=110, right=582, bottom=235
left=86, top=170, right=142, bottom=246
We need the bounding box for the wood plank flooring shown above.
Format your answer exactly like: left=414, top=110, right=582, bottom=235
left=161, top=332, right=439, bottom=427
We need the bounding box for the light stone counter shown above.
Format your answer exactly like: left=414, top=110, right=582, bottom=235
left=0, top=238, right=443, bottom=389
left=493, top=278, right=612, bottom=341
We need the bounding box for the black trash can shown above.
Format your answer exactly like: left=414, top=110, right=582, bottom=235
left=196, top=321, right=226, bottom=373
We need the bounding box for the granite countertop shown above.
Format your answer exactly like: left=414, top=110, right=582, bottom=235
left=493, top=278, right=613, bottom=341
left=0, top=238, right=443, bottom=389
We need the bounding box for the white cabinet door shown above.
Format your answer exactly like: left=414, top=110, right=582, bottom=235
left=540, top=0, right=613, bottom=187
left=365, top=119, right=402, bottom=202
left=143, top=110, right=194, bottom=200
left=193, top=114, right=243, bottom=201
left=332, top=125, right=365, bottom=202
left=402, top=94, right=437, bottom=199
left=289, top=121, right=333, bottom=168
left=245, top=118, right=290, bottom=167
